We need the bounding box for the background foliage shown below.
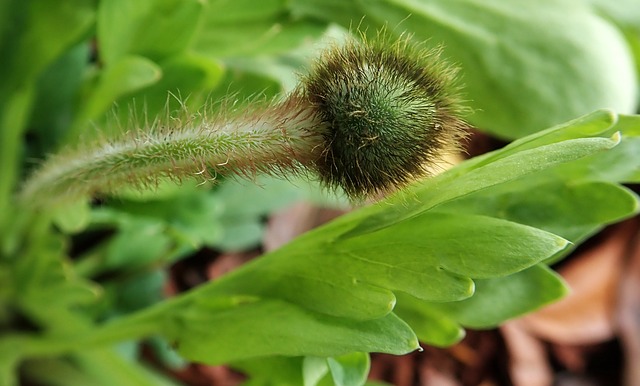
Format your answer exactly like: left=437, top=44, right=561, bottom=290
left=0, top=0, right=639, bottom=385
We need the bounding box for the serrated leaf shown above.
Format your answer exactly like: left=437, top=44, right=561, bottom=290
left=338, top=212, right=568, bottom=280
left=163, top=114, right=618, bottom=324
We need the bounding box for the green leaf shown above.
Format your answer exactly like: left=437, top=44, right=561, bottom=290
left=97, top=0, right=205, bottom=64
left=0, top=0, right=95, bottom=91
left=395, top=264, right=568, bottom=346
left=337, top=212, right=568, bottom=280
left=292, top=0, right=638, bottom=139
left=194, top=0, right=327, bottom=58
left=34, top=111, right=637, bottom=369
left=548, top=115, right=640, bottom=184
left=584, top=0, right=640, bottom=27
left=167, top=298, right=418, bottom=364
left=343, top=133, right=620, bottom=239
left=104, top=219, right=172, bottom=271
left=115, top=53, right=225, bottom=124
left=69, top=349, right=181, bottom=386
left=303, top=357, right=329, bottom=386
left=161, top=113, right=618, bottom=325
left=437, top=180, right=639, bottom=244
left=106, top=187, right=223, bottom=250
left=234, top=356, right=305, bottom=386
left=393, top=293, right=464, bottom=347
left=431, top=264, right=569, bottom=329
left=0, top=0, right=94, bottom=235
left=11, top=222, right=99, bottom=333
left=28, top=43, right=91, bottom=154
left=52, top=200, right=91, bottom=234
left=73, top=56, right=162, bottom=133
left=326, top=352, right=370, bottom=386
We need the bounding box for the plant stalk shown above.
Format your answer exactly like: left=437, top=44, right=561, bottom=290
left=20, top=96, right=326, bottom=206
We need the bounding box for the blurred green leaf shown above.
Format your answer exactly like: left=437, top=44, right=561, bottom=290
left=0, top=0, right=95, bottom=235
left=0, top=0, right=94, bottom=91
left=52, top=200, right=91, bottom=234
left=106, top=188, right=223, bottom=250
left=97, top=0, right=205, bottom=64
left=28, top=43, right=90, bottom=154
left=235, top=356, right=305, bottom=386
left=303, top=356, right=329, bottom=386
left=584, top=0, right=640, bottom=27
left=114, top=270, right=167, bottom=313
left=326, top=352, right=370, bottom=386
left=11, top=223, right=99, bottom=333
left=116, top=53, right=225, bottom=124
left=72, top=55, right=161, bottom=137
left=194, top=0, right=326, bottom=58
left=104, top=219, right=172, bottom=270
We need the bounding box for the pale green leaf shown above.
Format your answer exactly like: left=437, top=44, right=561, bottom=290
left=304, top=356, right=330, bottom=386
left=327, top=352, right=370, bottom=386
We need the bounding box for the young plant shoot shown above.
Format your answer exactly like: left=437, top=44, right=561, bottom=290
left=21, top=36, right=467, bottom=204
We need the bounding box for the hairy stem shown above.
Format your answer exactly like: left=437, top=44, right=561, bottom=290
left=21, top=96, right=325, bottom=206
left=21, top=35, right=468, bottom=204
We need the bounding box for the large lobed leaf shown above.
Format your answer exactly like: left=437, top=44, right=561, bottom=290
left=87, top=110, right=640, bottom=365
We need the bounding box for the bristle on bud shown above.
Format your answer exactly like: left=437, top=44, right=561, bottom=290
left=301, top=35, right=468, bottom=199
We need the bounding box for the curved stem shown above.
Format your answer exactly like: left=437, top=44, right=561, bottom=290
left=20, top=96, right=325, bottom=206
